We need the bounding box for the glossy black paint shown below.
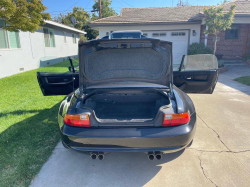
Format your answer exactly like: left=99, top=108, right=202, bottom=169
left=36, top=37, right=218, bottom=154
left=37, top=72, right=79, bottom=96
left=173, top=70, right=219, bottom=93
left=57, top=86, right=196, bottom=153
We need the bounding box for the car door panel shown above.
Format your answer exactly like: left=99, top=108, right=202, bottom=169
left=37, top=72, right=79, bottom=96
left=173, top=70, right=218, bottom=93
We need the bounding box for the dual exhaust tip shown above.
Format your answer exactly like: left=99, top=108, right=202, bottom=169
left=90, top=152, right=162, bottom=160
left=148, top=152, right=162, bottom=160
left=90, top=153, right=104, bottom=160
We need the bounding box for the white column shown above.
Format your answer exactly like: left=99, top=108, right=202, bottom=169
left=204, top=25, right=208, bottom=46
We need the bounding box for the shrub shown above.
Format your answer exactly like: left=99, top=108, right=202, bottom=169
left=188, top=42, right=213, bottom=55
left=79, top=34, right=88, bottom=42
left=218, top=60, right=225, bottom=68
left=243, top=56, right=250, bottom=62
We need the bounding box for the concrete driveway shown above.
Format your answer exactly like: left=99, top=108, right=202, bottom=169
left=31, top=66, right=250, bottom=187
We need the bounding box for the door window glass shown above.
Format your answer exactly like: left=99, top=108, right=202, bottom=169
left=38, top=57, right=79, bottom=73
left=180, top=54, right=218, bottom=71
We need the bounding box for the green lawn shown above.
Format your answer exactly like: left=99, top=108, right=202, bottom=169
left=234, top=76, right=250, bottom=86
left=0, top=59, right=78, bottom=187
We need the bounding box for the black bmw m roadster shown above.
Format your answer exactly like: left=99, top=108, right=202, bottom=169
left=37, top=32, right=218, bottom=160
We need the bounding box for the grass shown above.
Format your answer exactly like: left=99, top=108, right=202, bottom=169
left=0, top=59, right=78, bottom=187
left=234, top=76, right=250, bottom=86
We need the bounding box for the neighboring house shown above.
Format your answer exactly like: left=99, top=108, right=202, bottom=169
left=89, top=0, right=250, bottom=63
left=0, top=20, right=86, bottom=78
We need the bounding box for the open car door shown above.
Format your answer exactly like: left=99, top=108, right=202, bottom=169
left=37, top=57, right=79, bottom=96
left=173, top=54, right=219, bottom=94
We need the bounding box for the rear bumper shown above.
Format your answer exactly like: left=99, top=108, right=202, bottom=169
left=61, top=113, right=196, bottom=153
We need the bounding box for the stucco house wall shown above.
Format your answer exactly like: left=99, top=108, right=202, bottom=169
left=0, top=23, right=83, bottom=78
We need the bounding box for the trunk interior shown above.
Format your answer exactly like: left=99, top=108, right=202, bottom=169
left=83, top=92, right=170, bottom=122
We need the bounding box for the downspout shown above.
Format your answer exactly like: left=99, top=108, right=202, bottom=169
left=204, top=25, right=208, bottom=46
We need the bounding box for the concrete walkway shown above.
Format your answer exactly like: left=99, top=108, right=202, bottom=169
left=31, top=67, right=250, bottom=187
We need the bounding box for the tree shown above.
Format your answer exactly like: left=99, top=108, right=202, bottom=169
left=54, top=7, right=90, bottom=30
left=0, top=0, right=51, bottom=32
left=91, top=0, right=117, bottom=21
left=85, top=0, right=117, bottom=40
left=203, top=4, right=236, bottom=54
left=53, top=1, right=117, bottom=40
left=82, top=25, right=98, bottom=40
left=177, top=0, right=190, bottom=7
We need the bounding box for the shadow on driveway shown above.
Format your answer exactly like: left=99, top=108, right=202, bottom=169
left=216, top=66, right=250, bottom=96
left=31, top=145, right=185, bottom=187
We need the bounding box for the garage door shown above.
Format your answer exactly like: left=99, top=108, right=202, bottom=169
left=143, top=31, right=189, bottom=67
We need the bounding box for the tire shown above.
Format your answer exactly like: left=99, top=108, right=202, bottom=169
left=62, top=141, right=69, bottom=149
left=187, top=140, right=193, bottom=147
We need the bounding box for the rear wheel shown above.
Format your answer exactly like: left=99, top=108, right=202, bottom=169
left=62, top=141, right=69, bottom=149
left=187, top=140, right=193, bottom=147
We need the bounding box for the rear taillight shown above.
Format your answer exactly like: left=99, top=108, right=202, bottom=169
left=162, top=112, right=190, bottom=127
left=63, top=114, right=90, bottom=127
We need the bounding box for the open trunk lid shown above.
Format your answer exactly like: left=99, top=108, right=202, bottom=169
left=79, top=38, right=173, bottom=90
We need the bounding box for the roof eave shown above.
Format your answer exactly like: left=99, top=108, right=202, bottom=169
left=89, top=20, right=202, bottom=27
left=44, top=20, right=86, bottom=34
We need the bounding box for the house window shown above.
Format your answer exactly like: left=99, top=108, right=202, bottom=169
left=225, top=25, right=240, bottom=39
left=0, top=28, right=21, bottom=49
left=43, top=28, right=55, bottom=47
left=72, top=34, right=77, bottom=44
left=171, top=32, right=186, bottom=36
left=152, top=33, right=159, bottom=37
left=63, top=32, right=67, bottom=43
left=171, top=32, right=179, bottom=36
left=160, top=33, right=166, bottom=37
left=179, top=32, right=185, bottom=36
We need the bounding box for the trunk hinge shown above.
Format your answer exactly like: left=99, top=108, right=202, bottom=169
left=168, top=83, right=174, bottom=99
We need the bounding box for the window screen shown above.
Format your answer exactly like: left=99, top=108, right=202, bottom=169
left=72, top=34, right=77, bottom=43
left=225, top=25, right=240, bottom=39
left=43, top=28, right=50, bottom=47
left=43, top=28, right=55, bottom=47
left=63, top=32, right=67, bottom=43
left=8, top=31, right=20, bottom=48
left=0, top=28, right=20, bottom=49
left=0, top=28, right=8, bottom=49
left=49, top=29, right=55, bottom=47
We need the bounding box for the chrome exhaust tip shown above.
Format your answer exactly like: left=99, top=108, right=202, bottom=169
left=155, top=154, right=162, bottom=160
left=90, top=153, right=97, bottom=159
left=148, top=154, right=155, bottom=160
left=98, top=154, right=104, bottom=160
